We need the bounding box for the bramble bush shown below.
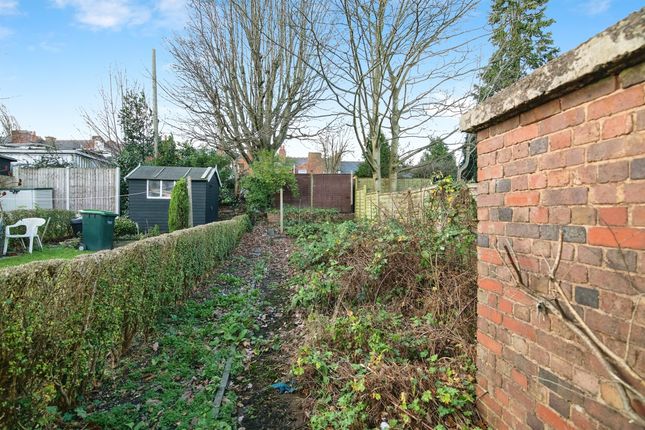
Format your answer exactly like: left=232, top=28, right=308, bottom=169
left=1, top=208, right=76, bottom=242
left=0, top=215, right=250, bottom=428
left=288, top=180, right=483, bottom=429
left=113, top=216, right=138, bottom=238
left=240, top=151, right=298, bottom=213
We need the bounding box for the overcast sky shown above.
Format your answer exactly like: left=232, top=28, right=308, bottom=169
left=0, top=0, right=642, bottom=160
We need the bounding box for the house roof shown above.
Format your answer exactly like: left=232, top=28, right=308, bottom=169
left=125, top=165, right=221, bottom=185
left=339, top=161, right=361, bottom=174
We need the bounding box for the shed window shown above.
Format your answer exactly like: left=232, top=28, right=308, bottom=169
left=147, top=180, right=175, bottom=199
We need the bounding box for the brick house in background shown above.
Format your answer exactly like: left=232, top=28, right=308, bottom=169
left=461, top=9, right=644, bottom=430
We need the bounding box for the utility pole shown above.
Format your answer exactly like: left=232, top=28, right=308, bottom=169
left=152, top=48, right=159, bottom=158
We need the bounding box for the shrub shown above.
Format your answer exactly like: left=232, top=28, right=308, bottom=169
left=168, top=177, right=190, bottom=232
left=0, top=215, right=250, bottom=427
left=113, top=216, right=138, bottom=238
left=0, top=208, right=75, bottom=243
left=240, top=151, right=298, bottom=213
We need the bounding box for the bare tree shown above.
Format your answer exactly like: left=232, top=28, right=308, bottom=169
left=81, top=68, right=134, bottom=155
left=0, top=103, right=19, bottom=142
left=167, top=0, right=325, bottom=164
left=316, top=126, right=352, bottom=173
left=310, top=0, right=477, bottom=191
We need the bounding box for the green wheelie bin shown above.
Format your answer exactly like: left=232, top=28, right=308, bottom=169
left=79, top=210, right=118, bottom=251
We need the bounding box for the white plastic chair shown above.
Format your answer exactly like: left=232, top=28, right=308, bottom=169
left=3, top=217, right=46, bottom=255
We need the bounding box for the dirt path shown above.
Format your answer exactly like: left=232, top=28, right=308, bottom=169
left=63, top=223, right=306, bottom=429
left=230, top=223, right=307, bottom=430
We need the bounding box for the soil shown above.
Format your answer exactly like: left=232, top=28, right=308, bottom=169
left=229, top=223, right=308, bottom=430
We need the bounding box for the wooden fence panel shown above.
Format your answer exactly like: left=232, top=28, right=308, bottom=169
left=12, top=167, right=120, bottom=212
left=277, top=174, right=353, bottom=213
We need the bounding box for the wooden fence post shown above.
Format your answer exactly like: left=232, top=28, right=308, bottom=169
left=279, top=188, right=284, bottom=234
left=65, top=167, right=70, bottom=211
left=114, top=167, right=120, bottom=214
left=310, top=174, right=314, bottom=208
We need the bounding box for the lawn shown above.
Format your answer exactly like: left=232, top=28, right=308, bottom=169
left=0, top=246, right=91, bottom=269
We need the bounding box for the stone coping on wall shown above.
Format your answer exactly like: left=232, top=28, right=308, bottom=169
left=460, top=8, right=645, bottom=133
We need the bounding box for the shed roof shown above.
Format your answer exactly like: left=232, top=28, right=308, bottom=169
left=0, top=155, right=17, bottom=162
left=125, top=165, right=221, bottom=184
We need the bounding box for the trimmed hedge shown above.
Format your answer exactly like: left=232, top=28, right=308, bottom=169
left=1, top=208, right=76, bottom=243
left=0, top=215, right=251, bottom=427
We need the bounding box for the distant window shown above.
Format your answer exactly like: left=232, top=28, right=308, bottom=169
left=297, top=169, right=307, bottom=174
left=147, top=180, right=175, bottom=199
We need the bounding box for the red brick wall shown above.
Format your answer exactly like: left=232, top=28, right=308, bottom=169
left=475, top=63, right=644, bottom=429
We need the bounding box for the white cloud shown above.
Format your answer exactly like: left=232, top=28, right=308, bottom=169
left=0, top=25, right=12, bottom=39
left=156, top=0, right=188, bottom=28
left=581, top=0, right=612, bottom=16
left=0, top=0, right=18, bottom=16
left=53, top=0, right=151, bottom=30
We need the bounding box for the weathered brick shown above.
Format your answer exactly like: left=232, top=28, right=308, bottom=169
left=479, top=303, right=503, bottom=324
left=562, top=226, right=586, bottom=243
left=478, top=330, right=503, bottom=355
left=597, top=160, right=629, bottom=183
left=549, top=206, right=571, bottom=224
left=601, top=112, right=633, bottom=139
left=549, top=130, right=571, bottom=150
left=541, top=187, right=588, bottom=206
left=479, top=277, right=504, bottom=293
left=512, top=207, right=529, bottom=222
left=605, top=248, right=637, bottom=272
left=589, top=183, right=620, bottom=204
left=478, top=193, right=504, bottom=207
left=636, top=109, right=645, bottom=131
left=577, top=245, right=602, bottom=265
left=540, top=224, right=560, bottom=240
left=618, top=62, right=645, bottom=88
left=631, top=157, right=645, bottom=179
left=633, top=205, right=645, bottom=226
left=625, top=183, right=645, bottom=203
left=572, top=121, right=600, bottom=145
left=512, top=141, right=530, bottom=159
left=497, top=146, right=512, bottom=163
left=539, top=107, right=585, bottom=135
left=496, top=178, right=511, bottom=193
left=548, top=393, right=571, bottom=419
left=520, top=99, right=561, bottom=125
left=547, top=170, right=570, bottom=187
left=490, top=115, right=520, bottom=136
left=588, top=84, right=644, bottom=120
left=591, top=135, right=645, bottom=164
left=478, top=135, right=504, bottom=155
left=597, top=207, right=627, bottom=226
left=477, top=233, right=490, bottom=248
left=491, top=207, right=513, bottom=222
left=538, top=367, right=584, bottom=403
left=530, top=207, right=549, bottom=224
left=479, top=165, right=504, bottom=180
left=529, top=137, right=548, bottom=155
left=506, top=222, right=540, bottom=238
left=505, top=191, right=540, bottom=207
left=589, top=267, right=635, bottom=294
left=505, top=158, right=537, bottom=176
left=589, top=227, right=645, bottom=249
left=561, top=76, right=616, bottom=110
left=480, top=247, right=504, bottom=265
left=571, top=207, right=595, bottom=225
left=511, top=175, right=528, bottom=191
left=572, top=164, right=597, bottom=185
left=528, top=173, right=547, bottom=189
left=504, top=123, right=539, bottom=146
left=575, top=286, right=599, bottom=308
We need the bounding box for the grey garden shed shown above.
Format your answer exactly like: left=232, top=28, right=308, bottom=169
left=125, top=165, right=221, bottom=232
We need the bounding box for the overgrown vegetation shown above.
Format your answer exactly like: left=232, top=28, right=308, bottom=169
left=67, top=272, right=264, bottom=429
left=0, top=215, right=250, bottom=428
left=287, top=180, right=482, bottom=429
left=0, top=208, right=75, bottom=243
left=168, top=177, right=190, bottom=232
left=241, top=151, right=298, bottom=214
left=113, top=216, right=138, bottom=238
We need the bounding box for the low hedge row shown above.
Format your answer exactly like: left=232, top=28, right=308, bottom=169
left=0, top=215, right=251, bottom=428
left=1, top=208, right=76, bottom=242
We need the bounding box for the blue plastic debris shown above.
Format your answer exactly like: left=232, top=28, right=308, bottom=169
left=270, top=382, right=296, bottom=394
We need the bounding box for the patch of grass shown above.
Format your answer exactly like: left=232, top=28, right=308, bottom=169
left=64, top=271, right=266, bottom=429
left=0, top=246, right=90, bottom=269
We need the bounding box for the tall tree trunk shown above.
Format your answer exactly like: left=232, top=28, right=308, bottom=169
left=389, top=80, right=400, bottom=192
